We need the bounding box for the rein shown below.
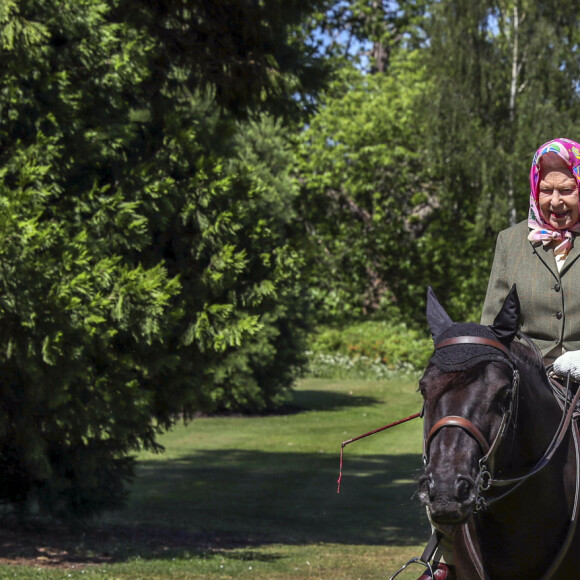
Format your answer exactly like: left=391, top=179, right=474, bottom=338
left=337, top=411, right=421, bottom=493
left=481, top=373, right=580, bottom=502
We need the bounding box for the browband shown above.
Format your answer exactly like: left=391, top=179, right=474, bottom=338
left=434, top=336, right=515, bottom=363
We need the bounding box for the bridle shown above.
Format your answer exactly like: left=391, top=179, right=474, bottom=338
left=423, top=335, right=580, bottom=579
left=423, top=336, right=521, bottom=509
left=424, top=336, right=580, bottom=507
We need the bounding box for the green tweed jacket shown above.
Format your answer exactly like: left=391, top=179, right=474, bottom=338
left=481, top=219, right=580, bottom=356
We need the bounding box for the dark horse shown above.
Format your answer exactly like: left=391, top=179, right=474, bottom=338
left=418, top=285, right=580, bottom=579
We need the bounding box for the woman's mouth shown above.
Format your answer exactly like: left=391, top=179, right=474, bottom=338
left=551, top=210, right=570, bottom=219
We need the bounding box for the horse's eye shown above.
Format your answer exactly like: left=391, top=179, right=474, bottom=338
left=494, top=386, right=511, bottom=410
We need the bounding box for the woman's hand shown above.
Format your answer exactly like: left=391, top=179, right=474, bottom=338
left=553, top=351, right=580, bottom=380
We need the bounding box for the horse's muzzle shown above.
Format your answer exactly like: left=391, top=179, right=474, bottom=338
left=418, top=471, right=476, bottom=524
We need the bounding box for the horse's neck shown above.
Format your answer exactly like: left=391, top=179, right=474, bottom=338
left=500, top=363, right=560, bottom=469
left=471, top=364, right=574, bottom=578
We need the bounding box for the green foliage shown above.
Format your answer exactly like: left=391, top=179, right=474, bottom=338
left=0, top=0, right=323, bottom=517
left=168, top=114, right=311, bottom=414
left=405, top=0, right=580, bottom=319
left=114, top=0, right=331, bottom=120
left=316, top=0, right=429, bottom=72
left=296, top=0, right=580, bottom=326
left=307, top=321, right=432, bottom=379
left=2, top=0, right=580, bottom=521
left=422, top=0, right=580, bottom=236
left=296, top=52, right=431, bottom=322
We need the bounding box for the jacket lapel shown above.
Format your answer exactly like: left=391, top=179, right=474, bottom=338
left=560, top=236, right=580, bottom=276
left=530, top=240, right=560, bottom=280
left=530, top=235, right=580, bottom=278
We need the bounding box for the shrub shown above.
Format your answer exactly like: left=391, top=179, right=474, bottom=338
left=306, top=321, right=432, bottom=380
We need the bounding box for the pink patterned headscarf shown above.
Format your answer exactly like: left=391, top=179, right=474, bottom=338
left=528, top=137, right=580, bottom=255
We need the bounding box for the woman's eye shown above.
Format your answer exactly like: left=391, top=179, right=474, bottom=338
left=539, top=188, right=576, bottom=196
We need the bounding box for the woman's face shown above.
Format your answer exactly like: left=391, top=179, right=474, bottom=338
left=538, top=163, right=579, bottom=230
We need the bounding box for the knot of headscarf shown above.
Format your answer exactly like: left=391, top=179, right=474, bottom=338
left=528, top=138, right=580, bottom=255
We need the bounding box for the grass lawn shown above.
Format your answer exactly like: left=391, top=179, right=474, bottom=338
left=0, top=377, right=430, bottom=579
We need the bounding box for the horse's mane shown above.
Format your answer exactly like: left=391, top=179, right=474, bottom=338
left=420, top=362, right=491, bottom=400
left=511, top=335, right=557, bottom=393
left=511, top=338, right=545, bottom=374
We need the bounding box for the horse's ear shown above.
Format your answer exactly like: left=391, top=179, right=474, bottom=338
left=426, top=286, right=454, bottom=340
left=491, top=284, right=520, bottom=345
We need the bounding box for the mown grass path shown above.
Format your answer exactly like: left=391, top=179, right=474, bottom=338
left=0, top=378, right=430, bottom=579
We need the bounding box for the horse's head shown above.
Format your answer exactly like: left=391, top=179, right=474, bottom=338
left=418, top=286, right=520, bottom=525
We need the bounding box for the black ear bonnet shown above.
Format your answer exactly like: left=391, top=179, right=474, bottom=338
left=430, top=323, right=511, bottom=372
left=426, top=285, right=519, bottom=373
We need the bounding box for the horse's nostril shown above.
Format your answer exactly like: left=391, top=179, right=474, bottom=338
left=454, top=476, right=474, bottom=502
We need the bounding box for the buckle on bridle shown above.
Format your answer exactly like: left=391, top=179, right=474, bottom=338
left=475, top=495, right=487, bottom=512
left=477, top=463, right=492, bottom=492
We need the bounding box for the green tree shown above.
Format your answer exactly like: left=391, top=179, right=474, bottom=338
left=296, top=52, right=432, bottom=322
left=316, top=0, right=427, bottom=71
left=0, top=0, right=323, bottom=517
left=297, top=0, right=580, bottom=325
left=115, top=0, right=331, bottom=120
left=418, top=0, right=580, bottom=316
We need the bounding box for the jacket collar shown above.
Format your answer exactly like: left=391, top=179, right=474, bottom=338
left=561, top=239, right=580, bottom=275
left=530, top=235, right=580, bottom=278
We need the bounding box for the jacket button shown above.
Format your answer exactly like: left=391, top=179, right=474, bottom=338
left=554, top=283, right=561, bottom=292
left=556, top=311, right=563, bottom=319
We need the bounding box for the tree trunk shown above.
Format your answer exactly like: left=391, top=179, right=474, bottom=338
left=507, top=4, right=520, bottom=227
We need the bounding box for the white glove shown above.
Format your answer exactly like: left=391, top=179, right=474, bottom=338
left=553, top=350, right=580, bottom=381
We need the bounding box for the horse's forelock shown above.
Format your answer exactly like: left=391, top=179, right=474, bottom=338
left=420, top=362, right=489, bottom=399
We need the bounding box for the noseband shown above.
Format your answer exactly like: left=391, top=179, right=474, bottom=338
left=423, top=336, right=520, bottom=505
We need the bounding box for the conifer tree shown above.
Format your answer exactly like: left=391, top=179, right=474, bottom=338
left=0, top=0, right=323, bottom=517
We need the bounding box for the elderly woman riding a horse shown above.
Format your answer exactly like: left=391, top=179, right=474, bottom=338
left=416, top=138, right=580, bottom=580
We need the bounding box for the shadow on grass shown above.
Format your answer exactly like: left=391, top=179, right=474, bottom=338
left=0, top=449, right=429, bottom=566
left=119, top=449, right=427, bottom=549
left=278, top=389, right=383, bottom=414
